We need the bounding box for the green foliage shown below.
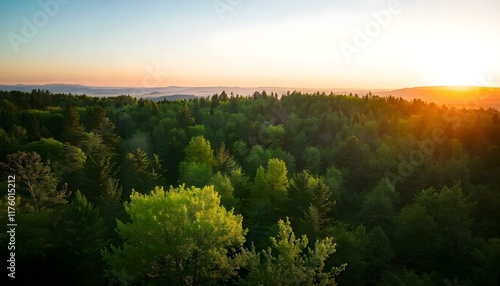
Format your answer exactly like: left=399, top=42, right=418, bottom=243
left=179, top=103, right=196, bottom=129
left=304, top=146, right=322, bottom=174
left=209, top=171, right=239, bottom=211
left=288, top=170, right=335, bottom=238
left=83, top=150, right=120, bottom=204
left=1, top=90, right=499, bottom=284
left=263, top=124, right=286, bottom=149
left=378, top=269, right=434, bottom=286
left=9, top=125, right=29, bottom=146
left=53, top=191, right=108, bottom=285
left=15, top=208, right=54, bottom=260
left=1, top=151, right=66, bottom=212
left=184, top=135, right=214, bottom=165
left=327, top=223, right=368, bottom=286
left=359, top=178, right=399, bottom=230
left=89, top=106, right=120, bottom=148
left=246, top=145, right=273, bottom=175
left=53, top=143, right=87, bottom=176
left=470, top=238, right=500, bottom=285
left=241, top=218, right=345, bottom=285
left=62, top=106, right=86, bottom=145
left=121, top=130, right=151, bottom=154
left=213, top=142, right=238, bottom=175
left=324, top=167, right=343, bottom=209
left=179, top=161, right=213, bottom=188
left=103, top=185, right=247, bottom=285
left=251, top=158, right=289, bottom=210
left=395, top=184, right=475, bottom=276
left=124, top=148, right=165, bottom=195
left=20, top=137, right=64, bottom=161
left=366, top=226, right=394, bottom=282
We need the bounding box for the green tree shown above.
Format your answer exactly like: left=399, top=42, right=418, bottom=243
left=9, top=124, right=29, bottom=147
left=394, top=184, right=475, bottom=276
left=213, top=142, right=238, bottom=175
left=84, top=153, right=118, bottom=201
left=263, top=124, right=286, bottom=149
left=470, top=238, right=500, bottom=285
left=62, top=106, right=86, bottom=146
left=377, top=269, right=434, bottom=286
left=124, top=148, right=165, bottom=195
left=22, top=111, right=43, bottom=141
left=1, top=151, right=66, bottom=212
left=52, top=143, right=87, bottom=185
left=303, top=146, right=322, bottom=175
left=88, top=106, right=120, bottom=148
left=365, top=226, right=394, bottom=282
left=179, top=103, right=195, bottom=129
left=103, top=185, right=247, bottom=285
left=21, top=137, right=64, bottom=161
left=289, top=170, right=335, bottom=238
left=324, top=167, right=343, bottom=215
left=178, top=161, right=213, bottom=188
left=251, top=158, right=289, bottom=207
left=359, top=178, right=399, bottom=231
left=53, top=191, right=108, bottom=285
left=209, top=172, right=239, bottom=211
left=210, top=93, right=219, bottom=115
left=245, top=145, right=273, bottom=175
left=184, top=135, right=214, bottom=165
left=80, top=131, right=121, bottom=206
left=241, top=218, right=345, bottom=285
left=326, top=223, right=368, bottom=286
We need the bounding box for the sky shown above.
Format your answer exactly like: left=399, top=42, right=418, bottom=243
left=0, top=0, right=499, bottom=89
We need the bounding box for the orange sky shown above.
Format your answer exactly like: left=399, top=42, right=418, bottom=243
left=1, top=0, right=499, bottom=89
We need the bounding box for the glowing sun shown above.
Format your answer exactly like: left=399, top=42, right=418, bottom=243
left=425, top=34, right=491, bottom=86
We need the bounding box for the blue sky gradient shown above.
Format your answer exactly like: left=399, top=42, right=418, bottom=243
left=1, top=0, right=499, bottom=88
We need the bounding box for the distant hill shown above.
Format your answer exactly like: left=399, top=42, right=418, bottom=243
left=1, top=84, right=499, bottom=110
left=0, top=84, right=384, bottom=98
left=377, top=86, right=500, bottom=110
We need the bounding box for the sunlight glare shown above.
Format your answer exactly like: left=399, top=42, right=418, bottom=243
left=427, top=35, right=491, bottom=86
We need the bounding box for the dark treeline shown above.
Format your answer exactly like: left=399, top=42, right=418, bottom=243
left=0, top=89, right=499, bottom=285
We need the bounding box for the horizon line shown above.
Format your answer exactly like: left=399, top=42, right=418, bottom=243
left=1, top=83, right=500, bottom=91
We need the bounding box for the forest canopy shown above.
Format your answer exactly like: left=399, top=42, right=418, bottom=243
left=0, top=89, right=499, bottom=285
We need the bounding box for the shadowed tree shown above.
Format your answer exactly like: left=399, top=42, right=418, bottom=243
left=359, top=178, right=399, bottom=231
left=124, top=148, right=165, bottom=195
left=178, top=161, right=213, bottom=188
left=303, top=146, right=322, bottom=175
left=178, top=103, right=195, bottom=130
left=53, top=191, right=108, bottom=285
left=62, top=106, right=86, bottom=146
left=288, top=170, right=335, bottom=239
left=1, top=151, right=67, bottom=212
left=88, top=106, right=120, bottom=148
left=394, top=184, right=475, bottom=276
left=213, top=142, right=238, bottom=175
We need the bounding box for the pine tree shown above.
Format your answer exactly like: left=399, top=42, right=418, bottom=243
left=178, top=103, right=195, bottom=129
left=62, top=106, right=86, bottom=146
left=213, top=142, right=238, bottom=175
left=53, top=191, right=108, bottom=285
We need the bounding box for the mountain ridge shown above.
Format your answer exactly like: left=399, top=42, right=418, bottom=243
left=1, top=84, right=499, bottom=109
